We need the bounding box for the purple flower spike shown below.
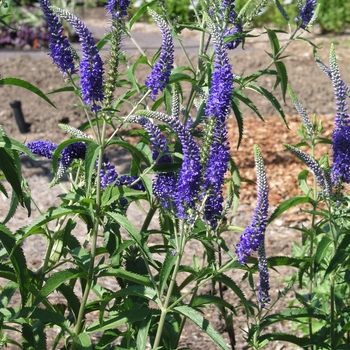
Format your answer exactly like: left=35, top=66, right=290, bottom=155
left=236, top=145, right=269, bottom=264
left=329, top=45, right=350, bottom=184
left=60, top=142, right=86, bottom=168
left=202, top=21, right=233, bottom=228
left=298, top=0, right=317, bottom=29
left=145, top=10, right=174, bottom=100
left=52, top=7, right=104, bottom=111
left=134, top=111, right=201, bottom=219
left=221, top=0, right=237, bottom=23
left=106, top=0, right=131, bottom=20
left=258, top=244, right=270, bottom=308
left=100, top=154, right=118, bottom=189
left=284, top=144, right=332, bottom=197
left=205, top=22, right=234, bottom=123
left=38, top=0, right=76, bottom=75
left=26, top=140, right=86, bottom=178
left=224, top=23, right=243, bottom=50
left=26, top=140, right=57, bottom=159
left=129, top=115, right=176, bottom=209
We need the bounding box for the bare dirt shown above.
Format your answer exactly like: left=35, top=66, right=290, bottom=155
left=1, top=8, right=350, bottom=349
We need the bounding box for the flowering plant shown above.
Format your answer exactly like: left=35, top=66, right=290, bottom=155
left=3, top=0, right=349, bottom=349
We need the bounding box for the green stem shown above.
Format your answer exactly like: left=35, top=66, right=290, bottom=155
left=72, top=119, right=106, bottom=347
left=330, top=274, right=336, bottom=349
left=153, top=227, right=185, bottom=349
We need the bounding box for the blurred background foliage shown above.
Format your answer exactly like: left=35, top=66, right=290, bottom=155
left=1, top=0, right=350, bottom=35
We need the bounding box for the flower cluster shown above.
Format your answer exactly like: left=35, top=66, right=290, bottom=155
left=329, top=45, right=350, bottom=184
left=236, top=145, right=270, bottom=306
left=284, top=144, right=332, bottom=197
left=257, top=244, right=270, bottom=307
left=130, top=116, right=176, bottom=209
left=52, top=7, right=104, bottom=111
left=38, top=0, right=76, bottom=75
left=134, top=111, right=201, bottom=220
left=205, top=22, right=233, bottom=123
left=99, top=155, right=145, bottom=191
left=145, top=10, right=174, bottom=100
left=220, top=0, right=243, bottom=50
left=26, top=140, right=57, bottom=159
left=26, top=140, right=86, bottom=171
left=297, top=0, right=317, bottom=29
left=106, top=0, right=131, bottom=20
left=288, top=86, right=314, bottom=137
left=236, top=145, right=269, bottom=264
left=100, top=154, right=118, bottom=189
left=202, top=20, right=233, bottom=228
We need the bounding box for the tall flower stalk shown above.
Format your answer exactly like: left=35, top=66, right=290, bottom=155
left=52, top=7, right=105, bottom=111
left=145, top=9, right=174, bottom=100
left=134, top=110, right=201, bottom=220
left=296, top=0, right=317, bottom=29
left=236, top=145, right=270, bottom=307
left=329, top=45, right=350, bottom=184
left=38, top=0, right=76, bottom=75
left=202, top=18, right=233, bottom=228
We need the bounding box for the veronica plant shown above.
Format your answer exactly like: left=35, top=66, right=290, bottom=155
left=0, top=0, right=325, bottom=349
left=254, top=46, right=350, bottom=349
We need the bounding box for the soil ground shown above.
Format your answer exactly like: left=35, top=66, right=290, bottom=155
left=0, top=7, right=350, bottom=350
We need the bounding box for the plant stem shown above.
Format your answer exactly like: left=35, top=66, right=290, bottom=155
left=152, top=225, right=185, bottom=349
left=72, top=119, right=106, bottom=347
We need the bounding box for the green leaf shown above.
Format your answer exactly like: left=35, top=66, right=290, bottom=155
left=85, top=142, right=101, bottom=195
left=0, top=78, right=55, bottom=107
left=315, top=236, right=332, bottom=266
left=158, top=250, right=177, bottom=296
left=0, top=224, right=29, bottom=306
left=87, top=308, right=153, bottom=332
left=18, top=206, right=90, bottom=239
left=265, top=28, right=280, bottom=57
left=275, top=61, right=288, bottom=102
left=324, top=235, right=350, bottom=278
left=78, top=332, right=92, bottom=349
left=33, top=269, right=84, bottom=307
left=105, top=212, right=154, bottom=265
left=99, top=269, right=154, bottom=289
left=246, top=83, right=288, bottom=128
left=230, top=96, right=244, bottom=149
left=233, top=89, right=263, bottom=121
left=0, top=128, right=35, bottom=157
left=2, top=184, right=20, bottom=225
left=267, top=256, right=312, bottom=269
left=128, top=0, right=157, bottom=28
left=169, top=72, right=195, bottom=84
left=268, top=196, right=314, bottom=224
left=213, top=274, right=250, bottom=311
left=173, top=305, right=229, bottom=350
left=298, top=169, right=311, bottom=196
left=260, top=307, right=327, bottom=330
left=136, top=313, right=152, bottom=350
left=191, top=295, right=234, bottom=311
left=47, top=86, right=75, bottom=94
left=0, top=281, right=18, bottom=308
left=57, top=283, right=81, bottom=320
left=259, top=333, right=314, bottom=348
left=0, top=148, right=23, bottom=205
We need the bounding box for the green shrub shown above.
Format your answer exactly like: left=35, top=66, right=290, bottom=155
left=317, top=0, right=350, bottom=33
left=129, top=0, right=198, bottom=23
